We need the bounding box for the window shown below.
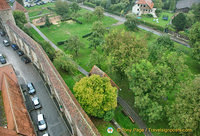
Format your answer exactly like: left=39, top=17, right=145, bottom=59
left=144, top=5, right=146, bottom=7
left=146, top=9, right=148, bottom=11
left=137, top=9, right=139, bottom=11
left=138, top=4, right=139, bottom=6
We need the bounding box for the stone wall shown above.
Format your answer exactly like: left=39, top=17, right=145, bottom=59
left=5, top=20, right=100, bottom=136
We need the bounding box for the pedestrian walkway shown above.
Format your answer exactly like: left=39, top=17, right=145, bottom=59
left=118, top=97, right=153, bottom=136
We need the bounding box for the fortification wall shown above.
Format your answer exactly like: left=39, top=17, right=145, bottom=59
left=5, top=20, right=100, bottom=136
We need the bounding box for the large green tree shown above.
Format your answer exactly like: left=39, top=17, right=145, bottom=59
left=53, top=51, right=77, bottom=74
left=13, top=11, right=27, bottom=29
left=124, top=14, right=138, bottom=31
left=65, top=35, right=82, bottom=56
left=189, top=22, right=200, bottom=62
left=45, top=16, right=51, bottom=28
left=70, top=2, right=80, bottom=13
left=166, top=76, right=200, bottom=136
left=89, top=21, right=106, bottom=49
left=88, top=50, right=104, bottom=69
left=104, top=30, right=148, bottom=76
left=126, top=52, right=192, bottom=123
left=172, top=13, right=187, bottom=31
left=192, top=3, right=200, bottom=22
left=94, top=6, right=104, bottom=20
left=55, top=0, right=71, bottom=19
left=73, top=75, right=117, bottom=120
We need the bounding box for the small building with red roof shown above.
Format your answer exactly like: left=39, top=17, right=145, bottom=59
left=132, top=0, right=157, bottom=17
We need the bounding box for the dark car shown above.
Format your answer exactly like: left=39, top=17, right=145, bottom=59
left=0, top=54, right=6, bottom=64
left=21, top=56, right=31, bottom=64
left=27, top=82, right=36, bottom=94
left=11, top=44, right=19, bottom=50
left=3, top=40, right=10, bottom=47
left=0, top=31, right=5, bottom=36
left=17, top=50, right=24, bottom=56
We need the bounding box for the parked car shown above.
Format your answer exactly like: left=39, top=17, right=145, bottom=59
left=0, top=54, right=6, bottom=64
left=37, top=114, right=47, bottom=131
left=17, top=50, right=24, bottom=56
left=11, top=44, right=19, bottom=50
left=0, top=31, right=5, bottom=36
left=32, top=97, right=42, bottom=109
left=43, top=133, right=49, bottom=136
left=27, top=82, right=36, bottom=94
left=3, top=40, right=10, bottom=46
left=21, top=56, right=31, bottom=64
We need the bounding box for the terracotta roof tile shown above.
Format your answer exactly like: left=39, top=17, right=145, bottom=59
left=0, top=127, right=18, bottom=136
left=6, top=21, right=100, bottom=136
left=89, top=65, right=120, bottom=90
left=0, top=65, right=35, bottom=136
left=0, top=0, right=10, bottom=11
left=12, top=1, right=27, bottom=13
left=136, top=0, right=154, bottom=9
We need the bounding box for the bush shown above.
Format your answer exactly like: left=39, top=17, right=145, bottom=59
left=155, top=8, right=162, bottom=17
left=104, top=110, right=115, bottom=121
left=40, top=25, right=46, bottom=28
left=83, top=2, right=96, bottom=8
left=137, top=19, right=164, bottom=31
left=82, top=32, right=93, bottom=38
left=57, top=41, right=66, bottom=45
left=72, top=18, right=82, bottom=24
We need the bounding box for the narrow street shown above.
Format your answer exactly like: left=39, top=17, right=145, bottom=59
left=0, top=35, right=71, bottom=136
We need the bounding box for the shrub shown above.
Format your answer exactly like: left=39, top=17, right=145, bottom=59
left=83, top=2, right=96, bottom=8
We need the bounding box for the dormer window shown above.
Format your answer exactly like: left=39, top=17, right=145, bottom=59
left=144, top=5, right=146, bottom=7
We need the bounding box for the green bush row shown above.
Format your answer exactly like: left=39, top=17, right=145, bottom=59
left=137, top=19, right=165, bottom=32
left=83, top=2, right=96, bottom=8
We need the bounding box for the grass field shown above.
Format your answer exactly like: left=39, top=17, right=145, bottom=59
left=38, top=8, right=117, bottom=71
left=139, top=11, right=174, bottom=27
left=91, top=117, right=121, bottom=136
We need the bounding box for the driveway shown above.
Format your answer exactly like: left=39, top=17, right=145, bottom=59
left=0, top=36, right=71, bottom=136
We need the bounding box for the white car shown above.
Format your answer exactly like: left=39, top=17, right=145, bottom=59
left=32, top=97, right=42, bottom=109
left=37, top=114, right=47, bottom=131
left=43, top=133, right=49, bottom=136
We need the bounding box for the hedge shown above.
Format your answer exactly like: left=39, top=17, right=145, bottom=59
left=137, top=19, right=165, bottom=32
left=82, top=32, right=93, bottom=38
left=83, top=2, right=96, bottom=8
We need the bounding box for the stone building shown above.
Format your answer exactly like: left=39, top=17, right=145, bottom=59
left=132, top=0, right=157, bottom=17
left=0, top=0, right=100, bottom=135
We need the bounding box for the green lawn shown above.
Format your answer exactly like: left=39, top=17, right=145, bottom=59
left=91, top=117, right=121, bottom=136
left=39, top=8, right=118, bottom=71
left=139, top=11, right=174, bottom=27
left=114, top=106, right=144, bottom=136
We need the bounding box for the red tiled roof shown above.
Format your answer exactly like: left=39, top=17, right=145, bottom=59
left=0, top=0, right=10, bottom=11
left=6, top=21, right=100, bottom=136
left=136, top=0, right=154, bottom=9
left=0, top=127, right=18, bottom=136
left=0, top=65, right=18, bottom=89
left=12, top=1, right=27, bottom=13
left=89, top=65, right=120, bottom=90
left=0, top=65, right=35, bottom=136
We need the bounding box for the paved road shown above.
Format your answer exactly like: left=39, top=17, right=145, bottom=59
left=118, top=97, right=152, bottom=136
left=79, top=4, right=190, bottom=48
left=0, top=35, right=71, bottom=136
left=30, top=23, right=89, bottom=76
